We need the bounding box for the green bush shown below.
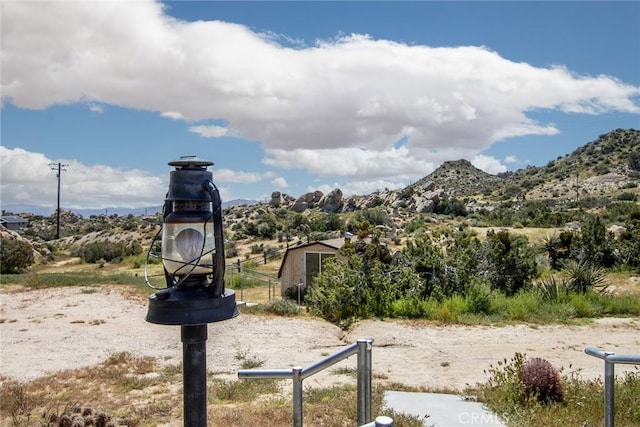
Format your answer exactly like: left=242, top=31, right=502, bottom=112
left=505, top=291, right=540, bottom=321
left=390, top=297, right=426, bottom=318
left=72, top=240, right=139, bottom=263
left=568, top=293, right=597, bottom=318
left=0, top=237, right=35, bottom=274
left=263, top=299, right=301, bottom=316
left=465, top=279, right=495, bottom=314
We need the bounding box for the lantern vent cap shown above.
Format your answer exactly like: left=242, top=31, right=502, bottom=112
left=168, top=156, right=213, bottom=170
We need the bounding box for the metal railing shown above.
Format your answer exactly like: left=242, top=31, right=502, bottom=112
left=238, top=338, right=376, bottom=427
left=226, top=263, right=280, bottom=301
left=584, top=347, right=640, bottom=427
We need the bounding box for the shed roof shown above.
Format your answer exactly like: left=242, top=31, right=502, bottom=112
left=0, top=216, right=28, bottom=224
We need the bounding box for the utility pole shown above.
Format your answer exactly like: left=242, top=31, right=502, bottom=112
left=49, top=162, right=68, bottom=239
left=575, top=165, right=580, bottom=205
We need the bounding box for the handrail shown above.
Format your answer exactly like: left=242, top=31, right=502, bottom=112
left=584, top=347, right=640, bottom=427
left=239, top=338, right=374, bottom=427
left=226, top=263, right=280, bottom=301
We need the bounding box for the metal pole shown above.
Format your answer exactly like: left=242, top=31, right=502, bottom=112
left=357, top=338, right=373, bottom=425
left=375, top=416, right=394, bottom=426
left=292, top=366, right=303, bottom=427
left=604, top=357, right=615, bottom=427
left=181, top=325, right=208, bottom=427
left=56, top=163, right=61, bottom=239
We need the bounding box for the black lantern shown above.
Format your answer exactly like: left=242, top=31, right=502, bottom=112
left=145, top=156, right=238, bottom=427
left=146, top=156, right=238, bottom=325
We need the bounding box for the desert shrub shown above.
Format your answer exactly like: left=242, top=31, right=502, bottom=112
left=434, top=197, right=468, bottom=217
left=306, top=258, right=362, bottom=326
left=390, top=297, right=424, bottom=318
left=72, top=241, right=133, bottom=263
left=479, top=352, right=527, bottom=407
left=568, top=293, right=597, bottom=318
left=354, top=207, right=391, bottom=227
left=284, top=285, right=307, bottom=303
left=572, top=215, right=615, bottom=267
left=616, top=192, right=637, bottom=201
left=505, top=291, right=540, bottom=321
left=518, top=357, right=564, bottom=404
left=225, top=240, right=238, bottom=258
left=434, top=295, right=467, bottom=322
left=485, top=230, right=539, bottom=296
left=0, top=237, right=35, bottom=274
left=563, top=260, right=607, bottom=294
left=263, top=299, right=301, bottom=316
left=536, top=275, right=569, bottom=303
left=465, top=279, right=495, bottom=314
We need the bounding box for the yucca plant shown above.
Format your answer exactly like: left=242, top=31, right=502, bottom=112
left=563, top=260, right=608, bottom=294
left=536, top=275, right=569, bottom=302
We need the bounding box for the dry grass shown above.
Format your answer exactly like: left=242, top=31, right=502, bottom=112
left=0, top=352, right=420, bottom=427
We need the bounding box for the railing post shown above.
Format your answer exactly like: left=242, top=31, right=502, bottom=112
left=292, top=366, right=303, bottom=427
left=604, top=353, right=615, bottom=427
left=357, top=338, right=373, bottom=425
left=375, top=415, right=394, bottom=426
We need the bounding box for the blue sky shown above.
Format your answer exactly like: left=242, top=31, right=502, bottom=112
left=1, top=1, right=639, bottom=212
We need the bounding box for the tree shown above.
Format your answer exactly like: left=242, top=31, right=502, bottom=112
left=573, top=216, right=615, bottom=268
left=1, top=237, right=35, bottom=274
left=485, top=230, right=539, bottom=296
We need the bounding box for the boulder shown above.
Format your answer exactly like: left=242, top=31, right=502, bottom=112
left=270, top=191, right=282, bottom=207
left=291, top=191, right=324, bottom=212
left=319, top=188, right=344, bottom=213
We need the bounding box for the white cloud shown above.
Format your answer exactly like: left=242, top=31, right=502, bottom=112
left=271, top=177, right=288, bottom=189
left=0, top=147, right=276, bottom=208
left=264, top=146, right=435, bottom=183
left=0, top=147, right=166, bottom=209
left=189, top=125, right=229, bottom=138
left=2, top=0, right=639, bottom=193
left=89, top=104, right=103, bottom=114
left=161, top=111, right=184, bottom=120
left=504, top=155, right=518, bottom=164
left=471, top=154, right=508, bottom=175
left=212, top=168, right=279, bottom=185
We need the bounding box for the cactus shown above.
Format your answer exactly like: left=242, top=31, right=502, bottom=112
left=519, top=357, right=564, bottom=403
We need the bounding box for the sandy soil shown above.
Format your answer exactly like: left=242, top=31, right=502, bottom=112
left=1, top=286, right=639, bottom=391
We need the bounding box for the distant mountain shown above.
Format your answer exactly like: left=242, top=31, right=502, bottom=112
left=415, top=159, right=504, bottom=198
left=409, top=128, right=639, bottom=203
left=4, top=129, right=637, bottom=219
left=1, top=199, right=258, bottom=218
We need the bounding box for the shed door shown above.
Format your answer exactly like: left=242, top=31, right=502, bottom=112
left=304, top=252, right=335, bottom=287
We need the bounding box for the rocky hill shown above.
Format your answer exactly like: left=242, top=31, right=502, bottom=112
left=265, top=128, right=639, bottom=214
left=4, top=128, right=639, bottom=256
left=506, top=128, right=640, bottom=201
left=415, top=159, right=504, bottom=198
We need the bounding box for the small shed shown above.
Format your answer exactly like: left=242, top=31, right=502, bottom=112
left=278, top=237, right=348, bottom=297
left=0, top=216, right=28, bottom=232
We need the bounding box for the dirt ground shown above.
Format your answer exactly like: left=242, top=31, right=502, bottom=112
left=1, top=285, right=639, bottom=391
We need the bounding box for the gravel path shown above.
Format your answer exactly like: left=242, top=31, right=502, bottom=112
left=1, top=286, right=639, bottom=391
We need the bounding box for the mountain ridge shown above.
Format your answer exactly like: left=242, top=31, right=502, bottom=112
left=3, top=128, right=638, bottom=218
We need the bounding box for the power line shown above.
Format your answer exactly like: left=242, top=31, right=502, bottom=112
left=49, top=162, right=68, bottom=239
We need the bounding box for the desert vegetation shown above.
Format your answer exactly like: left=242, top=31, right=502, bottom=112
left=1, top=128, right=639, bottom=426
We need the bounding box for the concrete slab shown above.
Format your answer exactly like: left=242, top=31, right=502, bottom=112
left=383, top=391, right=506, bottom=427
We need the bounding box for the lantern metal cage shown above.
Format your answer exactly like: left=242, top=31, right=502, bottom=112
left=144, top=156, right=238, bottom=325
